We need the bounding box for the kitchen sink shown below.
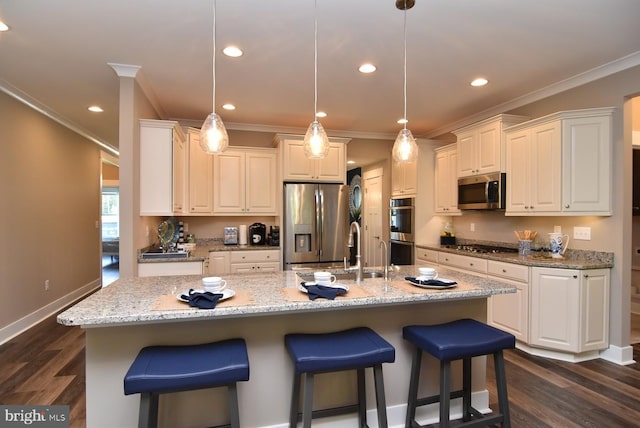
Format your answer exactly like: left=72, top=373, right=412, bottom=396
left=140, top=250, right=189, bottom=260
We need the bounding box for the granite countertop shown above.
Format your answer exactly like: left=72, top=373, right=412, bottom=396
left=416, top=243, right=613, bottom=269
left=57, top=266, right=515, bottom=327
left=138, top=242, right=281, bottom=263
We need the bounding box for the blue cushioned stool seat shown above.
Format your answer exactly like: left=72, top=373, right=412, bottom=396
left=403, top=319, right=515, bottom=428
left=124, top=338, right=249, bottom=428
left=285, top=327, right=395, bottom=428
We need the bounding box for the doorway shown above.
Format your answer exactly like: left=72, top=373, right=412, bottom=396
left=101, top=158, right=119, bottom=286
left=363, top=167, right=384, bottom=267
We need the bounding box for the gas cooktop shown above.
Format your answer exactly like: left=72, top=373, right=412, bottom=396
left=453, top=245, right=518, bottom=254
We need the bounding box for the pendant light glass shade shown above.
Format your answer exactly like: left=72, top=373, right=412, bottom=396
left=200, top=112, right=229, bottom=153
left=392, top=128, right=418, bottom=163
left=200, top=0, right=228, bottom=155
left=392, top=0, right=418, bottom=164
left=303, top=120, right=330, bottom=159
left=303, top=0, right=330, bottom=159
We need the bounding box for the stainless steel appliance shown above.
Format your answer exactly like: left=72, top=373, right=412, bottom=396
left=390, top=197, right=414, bottom=265
left=457, top=172, right=506, bottom=210
left=283, top=183, right=349, bottom=270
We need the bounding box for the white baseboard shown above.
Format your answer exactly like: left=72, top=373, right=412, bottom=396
left=516, top=342, right=600, bottom=363
left=0, top=278, right=101, bottom=345
left=599, top=344, right=636, bottom=366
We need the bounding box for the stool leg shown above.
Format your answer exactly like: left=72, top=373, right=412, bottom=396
left=494, top=351, right=511, bottom=428
left=357, top=368, right=367, bottom=428
left=373, top=363, right=389, bottom=428
left=138, top=392, right=158, bottom=428
left=405, top=348, right=422, bottom=428
left=227, top=382, right=241, bottom=428
left=440, top=360, right=451, bottom=428
left=462, top=357, right=472, bottom=421
left=302, top=373, right=315, bottom=428
left=289, top=372, right=301, bottom=427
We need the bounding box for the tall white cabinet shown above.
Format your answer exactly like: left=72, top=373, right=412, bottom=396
left=186, top=128, right=214, bottom=215
left=276, top=134, right=350, bottom=183
left=140, top=119, right=186, bottom=216
left=505, top=107, right=614, bottom=216
left=434, top=143, right=460, bottom=215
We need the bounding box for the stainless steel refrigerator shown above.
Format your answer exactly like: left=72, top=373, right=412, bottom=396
left=283, top=183, right=349, bottom=270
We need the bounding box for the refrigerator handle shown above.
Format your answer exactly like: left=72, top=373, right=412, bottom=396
left=317, top=189, right=324, bottom=256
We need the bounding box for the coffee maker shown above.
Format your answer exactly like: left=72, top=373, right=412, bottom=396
left=249, top=223, right=266, bottom=245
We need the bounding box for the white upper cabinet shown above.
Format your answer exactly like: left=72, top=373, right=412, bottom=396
left=276, top=134, right=350, bottom=183
left=391, top=158, right=417, bottom=197
left=454, top=114, right=529, bottom=178
left=140, top=119, right=186, bottom=216
left=186, top=128, right=214, bottom=215
left=213, top=147, right=278, bottom=215
left=434, top=143, right=460, bottom=215
left=505, top=107, right=614, bottom=216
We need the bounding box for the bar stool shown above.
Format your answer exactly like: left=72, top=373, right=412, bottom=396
left=402, top=319, right=515, bottom=428
left=285, top=327, right=396, bottom=427
left=124, top=338, right=249, bottom=428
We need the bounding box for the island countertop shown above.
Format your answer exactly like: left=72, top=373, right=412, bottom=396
left=57, top=265, right=516, bottom=328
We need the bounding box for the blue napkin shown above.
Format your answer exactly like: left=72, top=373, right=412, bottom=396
left=180, top=288, right=224, bottom=309
left=301, top=282, right=347, bottom=300
left=405, top=276, right=457, bottom=287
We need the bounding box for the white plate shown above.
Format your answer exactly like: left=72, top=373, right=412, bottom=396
left=177, top=288, right=236, bottom=303
left=297, top=282, right=349, bottom=294
left=405, top=278, right=457, bottom=289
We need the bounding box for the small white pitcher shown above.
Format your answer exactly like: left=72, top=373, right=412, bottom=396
left=549, top=233, right=569, bottom=258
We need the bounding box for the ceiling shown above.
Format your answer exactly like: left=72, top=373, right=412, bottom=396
left=1, top=0, right=640, bottom=164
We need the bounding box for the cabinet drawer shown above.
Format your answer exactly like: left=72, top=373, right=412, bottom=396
left=230, top=250, right=280, bottom=264
left=487, top=260, right=529, bottom=282
left=438, top=253, right=487, bottom=274
left=415, top=248, right=438, bottom=264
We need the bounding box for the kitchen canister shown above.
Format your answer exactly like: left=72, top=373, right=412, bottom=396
left=549, top=232, right=569, bottom=258
left=239, top=224, right=248, bottom=245
left=518, top=240, right=532, bottom=257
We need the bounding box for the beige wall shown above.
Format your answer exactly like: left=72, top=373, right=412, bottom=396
left=0, top=91, right=101, bottom=333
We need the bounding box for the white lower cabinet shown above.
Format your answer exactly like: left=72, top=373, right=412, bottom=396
left=530, top=267, right=609, bottom=353
left=229, top=250, right=280, bottom=274
left=486, top=261, right=529, bottom=342
left=437, top=252, right=487, bottom=275
left=138, top=261, right=203, bottom=277
left=208, top=251, right=230, bottom=275
left=415, top=247, right=439, bottom=266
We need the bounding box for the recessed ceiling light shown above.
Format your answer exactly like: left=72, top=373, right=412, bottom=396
left=88, top=105, right=104, bottom=113
left=359, top=63, right=376, bottom=73
left=222, top=104, right=236, bottom=110
left=223, top=46, right=243, bottom=57
left=0, top=22, right=9, bottom=32
left=347, top=160, right=356, bottom=165
left=470, top=78, right=488, bottom=87
left=397, top=118, right=408, bottom=124
left=316, top=111, right=327, bottom=118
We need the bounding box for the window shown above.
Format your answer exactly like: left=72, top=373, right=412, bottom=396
left=102, top=186, right=119, bottom=239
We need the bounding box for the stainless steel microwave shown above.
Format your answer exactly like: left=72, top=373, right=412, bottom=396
left=457, top=172, right=506, bottom=210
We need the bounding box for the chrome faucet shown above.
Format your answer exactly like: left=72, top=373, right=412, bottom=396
left=346, top=221, right=363, bottom=284
left=379, top=240, right=389, bottom=281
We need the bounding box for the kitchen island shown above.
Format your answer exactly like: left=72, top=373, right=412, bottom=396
left=58, top=266, right=516, bottom=427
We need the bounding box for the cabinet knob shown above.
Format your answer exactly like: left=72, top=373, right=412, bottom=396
left=565, top=204, right=570, bottom=208
left=502, top=269, right=507, bottom=273
left=573, top=275, right=578, bottom=279
left=469, top=263, right=474, bottom=266
left=445, top=258, right=449, bottom=262
left=584, top=274, right=589, bottom=278
left=524, top=206, right=529, bottom=209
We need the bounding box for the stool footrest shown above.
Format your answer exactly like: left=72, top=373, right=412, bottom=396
left=416, top=389, right=464, bottom=407
left=292, top=403, right=362, bottom=424
left=411, top=412, right=505, bottom=428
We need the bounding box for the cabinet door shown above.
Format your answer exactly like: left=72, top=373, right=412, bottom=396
left=456, top=132, right=476, bottom=177
left=434, top=146, right=460, bottom=214
left=529, top=122, right=562, bottom=213
left=505, top=129, right=531, bottom=213
left=415, top=248, right=438, bottom=265
left=488, top=278, right=529, bottom=342
left=391, top=160, right=404, bottom=196
left=138, top=261, right=203, bottom=277
left=140, top=121, right=174, bottom=216
left=245, top=151, right=277, bottom=214
left=282, top=139, right=315, bottom=181
left=213, top=150, right=245, bottom=214
left=316, top=143, right=345, bottom=182
left=579, top=269, right=609, bottom=351
left=172, top=129, right=186, bottom=214
left=208, top=252, right=230, bottom=275
left=476, top=123, right=500, bottom=175
left=530, top=267, right=580, bottom=352
left=562, top=116, right=612, bottom=214
left=187, top=130, right=214, bottom=214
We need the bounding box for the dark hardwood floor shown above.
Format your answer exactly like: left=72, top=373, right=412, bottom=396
left=1, top=312, right=638, bottom=427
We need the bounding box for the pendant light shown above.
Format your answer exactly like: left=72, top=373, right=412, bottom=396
left=392, top=0, right=418, bottom=164
left=200, top=0, right=229, bottom=154
left=303, top=0, right=330, bottom=159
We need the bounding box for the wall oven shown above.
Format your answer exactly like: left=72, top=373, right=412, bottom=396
left=390, top=197, right=414, bottom=265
